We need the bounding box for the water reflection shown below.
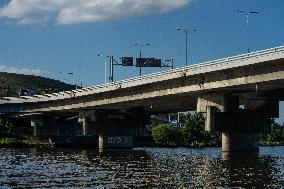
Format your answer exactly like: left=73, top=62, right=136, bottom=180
left=0, top=147, right=283, bottom=188
left=220, top=152, right=279, bottom=188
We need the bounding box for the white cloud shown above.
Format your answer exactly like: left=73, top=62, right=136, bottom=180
left=0, top=65, right=42, bottom=75
left=0, top=0, right=191, bottom=25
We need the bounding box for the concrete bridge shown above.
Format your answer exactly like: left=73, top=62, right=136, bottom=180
left=1, top=46, right=284, bottom=152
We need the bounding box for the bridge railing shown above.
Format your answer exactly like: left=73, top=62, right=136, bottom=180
left=2, top=45, right=284, bottom=103
left=88, top=45, right=284, bottom=88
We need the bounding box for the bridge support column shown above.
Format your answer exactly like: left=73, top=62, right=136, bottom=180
left=99, top=135, right=133, bottom=149
left=198, top=93, right=275, bottom=152
left=197, top=93, right=229, bottom=113
left=78, top=110, right=96, bottom=136
left=217, top=111, right=271, bottom=152
left=31, top=118, right=44, bottom=137
left=222, top=132, right=259, bottom=152
left=96, top=111, right=149, bottom=149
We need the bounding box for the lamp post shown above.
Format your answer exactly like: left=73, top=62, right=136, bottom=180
left=132, top=43, right=150, bottom=76
left=98, top=54, right=112, bottom=83
left=238, top=9, right=258, bottom=53
left=67, top=72, right=78, bottom=89
left=177, top=27, right=197, bottom=66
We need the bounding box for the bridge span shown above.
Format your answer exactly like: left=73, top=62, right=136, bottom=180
left=1, top=46, right=284, bottom=152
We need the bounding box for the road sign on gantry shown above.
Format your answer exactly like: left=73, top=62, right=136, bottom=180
left=136, top=58, right=161, bottom=67
left=121, top=57, right=134, bottom=66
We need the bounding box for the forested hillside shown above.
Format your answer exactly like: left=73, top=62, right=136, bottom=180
left=0, top=72, right=76, bottom=97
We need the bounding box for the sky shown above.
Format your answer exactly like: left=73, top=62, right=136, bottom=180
left=0, top=0, right=284, bottom=123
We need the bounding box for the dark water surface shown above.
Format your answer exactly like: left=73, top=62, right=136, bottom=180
left=0, top=147, right=284, bottom=188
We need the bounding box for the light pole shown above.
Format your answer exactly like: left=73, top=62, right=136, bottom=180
left=177, top=27, right=197, bottom=66
left=238, top=9, right=258, bottom=53
left=98, top=54, right=112, bottom=83
left=132, top=43, right=150, bottom=76
left=77, top=64, right=83, bottom=88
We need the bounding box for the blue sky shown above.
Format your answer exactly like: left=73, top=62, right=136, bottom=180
left=0, top=0, right=284, bottom=123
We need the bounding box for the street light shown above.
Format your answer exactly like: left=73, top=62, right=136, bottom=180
left=98, top=54, right=112, bottom=83
left=132, top=43, right=150, bottom=76
left=176, top=27, right=197, bottom=66
left=238, top=9, right=259, bottom=53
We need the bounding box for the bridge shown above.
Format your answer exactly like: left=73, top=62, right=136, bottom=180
left=1, top=46, right=284, bottom=152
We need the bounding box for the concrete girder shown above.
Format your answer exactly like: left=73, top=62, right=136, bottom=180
left=0, top=46, right=284, bottom=115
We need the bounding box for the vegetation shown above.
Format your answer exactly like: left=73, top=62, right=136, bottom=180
left=0, top=72, right=77, bottom=147
left=0, top=117, right=14, bottom=136
left=0, top=117, right=43, bottom=147
left=149, top=112, right=284, bottom=148
left=0, top=137, right=17, bottom=145
left=0, top=72, right=76, bottom=97
left=151, top=124, right=181, bottom=147
left=260, top=119, right=284, bottom=146
left=0, top=137, right=41, bottom=147
left=149, top=112, right=221, bottom=147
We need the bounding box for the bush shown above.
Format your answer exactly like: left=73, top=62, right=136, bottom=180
left=0, top=138, right=17, bottom=145
left=151, top=124, right=181, bottom=147
left=260, top=119, right=284, bottom=146
left=150, top=112, right=221, bottom=147
left=180, top=112, right=205, bottom=146
left=0, top=118, right=14, bottom=136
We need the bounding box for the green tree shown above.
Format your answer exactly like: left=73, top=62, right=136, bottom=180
left=260, top=118, right=284, bottom=145
left=150, top=124, right=181, bottom=147
left=0, top=118, right=14, bottom=136
left=150, top=112, right=221, bottom=147
left=6, top=85, right=17, bottom=97
left=181, top=112, right=221, bottom=146
left=180, top=112, right=208, bottom=146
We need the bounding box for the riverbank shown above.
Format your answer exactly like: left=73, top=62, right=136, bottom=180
left=0, top=137, right=283, bottom=148
left=259, top=141, right=284, bottom=146
left=0, top=137, right=50, bottom=148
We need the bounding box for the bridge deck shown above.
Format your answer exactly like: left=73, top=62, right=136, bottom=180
left=1, top=46, right=284, bottom=106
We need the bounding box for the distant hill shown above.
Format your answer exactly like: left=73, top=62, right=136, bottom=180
left=0, top=72, right=77, bottom=97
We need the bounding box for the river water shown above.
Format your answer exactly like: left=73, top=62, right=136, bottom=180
left=0, top=147, right=283, bottom=188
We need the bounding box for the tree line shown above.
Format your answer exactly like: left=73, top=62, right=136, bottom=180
left=149, top=112, right=284, bottom=147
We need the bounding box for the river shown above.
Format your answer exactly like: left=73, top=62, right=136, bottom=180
left=0, top=147, right=283, bottom=188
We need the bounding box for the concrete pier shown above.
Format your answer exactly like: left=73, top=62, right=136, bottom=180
left=31, top=118, right=43, bottom=137
left=99, top=135, right=133, bottom=149
left=78, top=110, right=149, bottom=149
left=198, top=93, right=275, bottom=152
left=222, top=132, right=259, bottom=152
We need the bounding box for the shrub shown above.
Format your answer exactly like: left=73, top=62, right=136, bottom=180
left=150, top=112, right=221, bottom=147
left=151, top=124, right=181, bottom=147
left=0, top=138, right=17, bottom=144
left=0, top=118, right=14, bottom=136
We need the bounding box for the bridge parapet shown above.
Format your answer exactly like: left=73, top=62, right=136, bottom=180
left=0, top=46, right=284, bottom=112
left=1, top=46, right=284, bottom=106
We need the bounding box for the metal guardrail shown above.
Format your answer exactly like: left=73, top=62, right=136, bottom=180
left=2, top=45, right=284, bottom=103
left=84, top=45, right=284, bottom=90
